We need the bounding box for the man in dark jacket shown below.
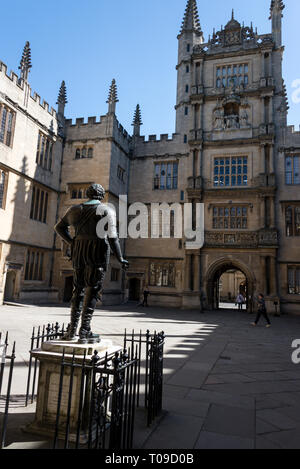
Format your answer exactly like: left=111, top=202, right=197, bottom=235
left=252, top=294, right=271, bottom=328
left=142, top=289, right=150, bottom=307
left=55, top=184, right=128, bottom=344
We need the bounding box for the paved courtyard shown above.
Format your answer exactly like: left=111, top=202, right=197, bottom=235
left=0, top=302, right=300, bottom=449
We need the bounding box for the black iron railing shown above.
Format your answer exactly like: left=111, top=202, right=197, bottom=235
left=124, top=329, right=165, bottom=426
left=25, top=323, right=65, bottom=406
left=0, top=332, right=16, bottom=450
left=22, top=325, right=165, bottom=449
left=52, top=346, right=139, bottom=450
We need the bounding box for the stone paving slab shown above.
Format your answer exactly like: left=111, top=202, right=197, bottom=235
left=257, top=409, right=298, bottom=431
left=256, top=418, right=281, bottom=435
left=203, top=404, right=255, bottom=439
left=143, top=413, right=204, bottom=449
left=1, top=303, right=300, bottom=449
left=194, top=431, right=254, bottom=449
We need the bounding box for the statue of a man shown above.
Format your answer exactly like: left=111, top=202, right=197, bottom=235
left=54, top=184, right=129, bottom=344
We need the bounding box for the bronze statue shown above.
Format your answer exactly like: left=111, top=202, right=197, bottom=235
left=54, top=184, right=129, bottom=344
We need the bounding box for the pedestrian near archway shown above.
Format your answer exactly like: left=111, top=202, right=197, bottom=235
left=252, top=294, right=271, bottom=328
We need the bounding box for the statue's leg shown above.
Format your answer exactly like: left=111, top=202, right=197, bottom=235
left=62, top=269, right=84, bottom=341
left=78, top=267, right=105, bottom=344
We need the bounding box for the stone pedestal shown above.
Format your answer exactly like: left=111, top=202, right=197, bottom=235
left=25, top=339, right=121, bottom=442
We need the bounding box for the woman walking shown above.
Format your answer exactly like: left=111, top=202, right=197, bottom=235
left=236, top=293, right=245, bottom=311
left=252, top=294, right=271, bottom=328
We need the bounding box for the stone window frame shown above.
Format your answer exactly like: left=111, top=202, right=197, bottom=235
left=74, top=146, right=94, bottom=160
left=285, top=204, right=300, bottom=237
left=285, top=155, right=300, bottom=185
left=287, top=266, right=300, bottom=295
left=24, top=249, right=45, bottom=282
left=0, top=103, right=16, bottom=148
left=30, top=185, right=49, bottom=224
left=36, top=131, right=53, bottom=171
left=111, top=267, right=120, bottom=282
left=149, top=262, right=176, bottom=288
left=68, top=183, right=90, bottom=200
left=0, top=168, right=9, bottom=210
left=215, top=62, right=249, bottom=89
left=213, top=155, right=248, bottom=188
left=153, top=161, right=179, bottom=191
left=212, top=205, right=248, bottom=230
left=117, top=165, right=126, bottom=183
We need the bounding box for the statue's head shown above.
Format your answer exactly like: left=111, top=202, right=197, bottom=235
left=86, top=184, right=105, bottom=201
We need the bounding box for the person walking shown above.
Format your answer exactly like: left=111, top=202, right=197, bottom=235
left=252, top=294, right=271, bottom=328
left=236, top=292, right=245, bottom=311
left=142, top=288, right=150, bottom=307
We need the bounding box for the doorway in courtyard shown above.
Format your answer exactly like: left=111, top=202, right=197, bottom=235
left=207, top=261, right=254, bottom=313
left=4, top=270, right=16, bottom=302
left=129, top=278, right=141, bottom=302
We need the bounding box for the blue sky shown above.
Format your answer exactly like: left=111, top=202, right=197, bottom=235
left=1, top=0, right=299, bottom=136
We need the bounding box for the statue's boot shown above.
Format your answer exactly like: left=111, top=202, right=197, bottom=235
left=78, top=286, right=101, bottom=345
left=62, top=308, right=81, bottom=341
left=62, top=288, right=83, bottom=341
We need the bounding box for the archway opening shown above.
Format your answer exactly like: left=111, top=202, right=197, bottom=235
left=218, top=268, right=247, bottom=310
left=4, top=271, right=16, bottom=302
left=208, top=262, right=253, bottom=312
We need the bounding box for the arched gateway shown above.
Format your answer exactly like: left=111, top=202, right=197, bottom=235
left=205, top=258, right=256, bottom=313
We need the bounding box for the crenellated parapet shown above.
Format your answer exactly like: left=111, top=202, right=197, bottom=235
left=132, top=133, right=188, bottom=158
left=0, top=60, right=57, bottom=119
left=64, top=114, right=132, bottom=154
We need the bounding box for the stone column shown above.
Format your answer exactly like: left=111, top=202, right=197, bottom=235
left=260, top=144, right=266, bottom=173
left=193, top=254, right=200, bottom=292
left=270, top=197, right=275, bottom=229
left=199, top=60, right=204, bottom=86
left=270, top=255, right=277, bottom=295
left=184, top=254, right=191, bottom=291
left=269, top=145, right=274, bottom=173
left=269, top=96, right=273, bottom=123
left=194, top=62, right=200, bottom=86
left=261, top=98, right=265, bottom=125
left=261, top=52, right=266, bottom=78
left=199, top=103, right=203, bottom=129
left=194, top=105, right=199, bottom=130
left=269, top=52, right=273, bottom=77
left=260, top=255, right=266, bottom=293
left=260, top=196, right=266, bottom=229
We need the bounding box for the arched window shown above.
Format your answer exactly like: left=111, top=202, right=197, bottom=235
left=81, top=148, right=86, bottom=159
left=88, top=148, right=93, bottom=159
left=75, top=149, right=81, bottom=159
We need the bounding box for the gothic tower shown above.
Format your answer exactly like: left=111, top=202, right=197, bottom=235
left=176, top=0, right=204, bottom=134
left=270, top=0, right=285, bottom=48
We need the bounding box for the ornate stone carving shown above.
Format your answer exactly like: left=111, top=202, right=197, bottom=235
left=213, top=103, right=224, bottom=130
left=208, top=12, right=256, bottom=50
left=258, top=229, right=278, bottom=245
left=205, top=231, right=259, bottom=248
left=240, top=108, right=249, bottom=128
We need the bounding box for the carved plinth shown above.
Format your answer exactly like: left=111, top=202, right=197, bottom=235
left=25, top=339, right=121, bottom=442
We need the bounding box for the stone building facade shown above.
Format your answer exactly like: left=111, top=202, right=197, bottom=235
left=0, top=44, right=63, bottom=305
left=0, top=0, right=299, bottom=314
